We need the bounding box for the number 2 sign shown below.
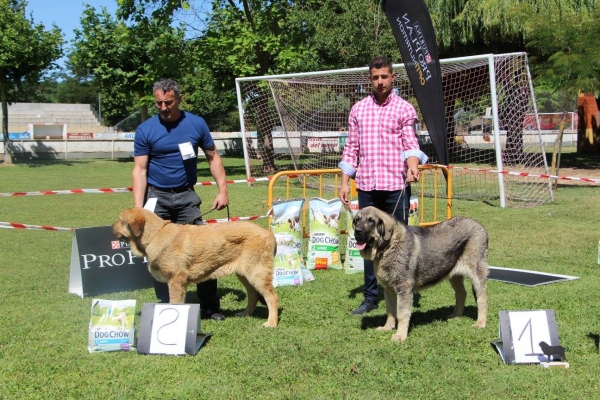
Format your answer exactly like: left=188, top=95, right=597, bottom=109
left=492, top=310, right=561, bottom=364
left=137, top=303, right=211, bottom=356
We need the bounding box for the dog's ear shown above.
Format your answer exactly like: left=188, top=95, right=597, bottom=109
left=127, top=211, right=145, bottom=238
left=377, top=212, right=394, bottom=242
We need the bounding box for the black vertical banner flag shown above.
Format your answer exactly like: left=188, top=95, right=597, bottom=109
left=382, top=0, right=448, bottom=165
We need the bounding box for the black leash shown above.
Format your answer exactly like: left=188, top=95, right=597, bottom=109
left=199, top=204, right=230, bottom=221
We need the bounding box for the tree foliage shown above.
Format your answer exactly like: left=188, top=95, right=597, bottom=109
left=520, top=2, right=600, bottom=101
left=14, top=0, right=600, bottom=151
left=0, top=0, right=63, bottom=164
left=290, top=0, right=400, bottom=69
left=69, top=4, right=189, bottom=125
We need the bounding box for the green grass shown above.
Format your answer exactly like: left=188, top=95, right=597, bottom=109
left=1, top=157, right=600, bottom=399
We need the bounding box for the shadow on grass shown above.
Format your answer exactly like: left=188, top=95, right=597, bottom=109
left=549, top=151, right=600, bottom=170
left=184, top=286, right=275, bottom=320
left=587, top=333, right=599, bottom=353
left=359, top=304, right=479, bottom=331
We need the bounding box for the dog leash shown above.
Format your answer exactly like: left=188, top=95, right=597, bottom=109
left=391, top=186, right=407, bottom=221
left=199, top=204, right=230, bottom=221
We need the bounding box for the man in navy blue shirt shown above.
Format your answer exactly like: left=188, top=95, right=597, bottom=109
left=133, top=78, right=229, bottom=320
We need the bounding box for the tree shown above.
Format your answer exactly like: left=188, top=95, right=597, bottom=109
left=289, top=0, right=400, bottom=69
left=119, top=0, right=325, bottom=172
left=0, top=0, right=63, bottom=164
left=519, top=3, right=600, bottom=153
left=15, top=64, right=100, bottom=108
left=69, top=5, right=189, bottom=126
left=426, top=0, right=528, bottom=57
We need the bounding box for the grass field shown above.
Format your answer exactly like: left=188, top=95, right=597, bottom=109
left=1, top=156, right=599, bottom=399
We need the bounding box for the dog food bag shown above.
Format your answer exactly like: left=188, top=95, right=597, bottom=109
left=88, top=299, right=136, bottom=353
left=306, top=198, right=343, bottom=270
left=344, top=200, right=364, bottom=274
left=408, top=195, right=419, bottom=226
left=270, top=199, right=305, bottom=287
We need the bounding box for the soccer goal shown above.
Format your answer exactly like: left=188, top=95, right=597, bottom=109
left=235, top=52, right=553, bottom=208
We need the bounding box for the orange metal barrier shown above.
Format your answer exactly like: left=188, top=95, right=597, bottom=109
left=267, top=165, right=452, bottom=235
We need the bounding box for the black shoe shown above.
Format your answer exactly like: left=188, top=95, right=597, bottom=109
left=351, top=300, right=378, bottom=315
left=201, top=309, right=225, bottom=321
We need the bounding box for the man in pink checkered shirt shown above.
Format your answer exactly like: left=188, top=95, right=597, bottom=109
left=339, top=56, right=428, bottom=315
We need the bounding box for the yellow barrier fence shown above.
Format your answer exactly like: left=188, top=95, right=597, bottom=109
left=267, top=165, right=452, bottom=236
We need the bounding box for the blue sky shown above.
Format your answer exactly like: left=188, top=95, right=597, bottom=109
left=26, top=0, right=119, bottom=44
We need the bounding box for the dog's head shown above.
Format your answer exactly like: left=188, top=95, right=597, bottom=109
left=112, top=207, right=147, bottom=239
left=352, top=206, right=395, bottom=260
left=112, top=207, right=167, bottom=256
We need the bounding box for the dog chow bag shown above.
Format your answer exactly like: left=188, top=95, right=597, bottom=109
left=344, top=200, right=364, bottom=274
left=306, top=198, right=343, bottom=270
left=88, top=299, right=136, bottom=353
left=270, top=199, right=305, bottom=287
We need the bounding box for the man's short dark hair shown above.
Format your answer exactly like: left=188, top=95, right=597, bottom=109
left=152, top=78, right=181, bottom=97
left=369, top=57, right=394, bottom=73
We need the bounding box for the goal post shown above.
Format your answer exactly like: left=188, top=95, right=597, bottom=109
left=235, top=52, right=553, bottom=208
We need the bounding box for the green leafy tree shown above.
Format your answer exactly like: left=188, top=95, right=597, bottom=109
left=521, top=4, right=600, bottom=98
left=69, top=4, right=189, bottom=126
left=15, top=64, right=101, bottom=110
left=290, top=0, right=400, bottom=69
left=517, top=2, right=599, bottom=153
left=0, top=0, right=63, bottom=164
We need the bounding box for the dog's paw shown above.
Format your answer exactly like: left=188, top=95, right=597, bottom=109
left=375, top=325, right=395, bottom=332
left=472, top=321, right=486, bottom=328
left=446, top=311, right=463, bottom=319
left=262, top=321, right=277, bottom=328
left=235, top=311, right=250, bottom=318
left=391, top=333, right=407, bottom=343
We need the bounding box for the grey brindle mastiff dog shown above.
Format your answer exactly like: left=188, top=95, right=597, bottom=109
left=352, top=206, right=489, bottom=342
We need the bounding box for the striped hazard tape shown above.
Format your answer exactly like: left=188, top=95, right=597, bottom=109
left=442, top=165, right=600, bottom=184
left=0, top=222, right=74, bottom=232
left=0, top=214, right=268, bottom=232
left=204, top=215, right=268, bottom=224
left=0, top=177, right=272, bottom=198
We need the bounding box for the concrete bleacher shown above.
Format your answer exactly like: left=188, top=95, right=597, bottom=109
left=2, top=102, right=109, bottom=135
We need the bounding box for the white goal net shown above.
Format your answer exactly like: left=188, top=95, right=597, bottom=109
left=235, top=52, right=553, bottom=208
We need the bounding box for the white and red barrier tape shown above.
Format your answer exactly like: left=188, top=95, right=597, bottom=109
left=0, top=177, right=272, bottom=197
left=0, top=215, right=269, bottom=232
left=445, top=165, right=600, bottom=184
left=204, top=215, right=268, bottom=224
left=0, top=222, right=74, bottom=232
left=2, top=167, right=597, bottom=231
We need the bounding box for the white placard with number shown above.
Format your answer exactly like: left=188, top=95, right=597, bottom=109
left=508, top=310, right=552, bottom=363
left=148, top=304, right=190, bottom=355
left=493, top=309, right=560, bottom=364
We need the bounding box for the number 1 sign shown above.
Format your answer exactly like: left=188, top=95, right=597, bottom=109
left=492, top=310, right=561, bottom=364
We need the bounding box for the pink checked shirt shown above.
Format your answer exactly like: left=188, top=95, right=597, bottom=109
left=339, top=91, right=427, bottom=191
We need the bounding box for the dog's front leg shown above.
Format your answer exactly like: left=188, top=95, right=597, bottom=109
left=167, top=273, right=188, bottom=304
left=376, top=286, right=397, bottom=332
left=391, top=289, right=413, bottom=343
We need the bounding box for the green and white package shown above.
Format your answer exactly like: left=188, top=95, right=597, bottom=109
left=306, top=198, right=343, bottom=270
left=344, top=200, right=364, bottom=274
left=270, top=199, right=305, bottom=286
left=408, top=195, right=419, bottom=226
left=88, top=299, right=136, bottom=353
